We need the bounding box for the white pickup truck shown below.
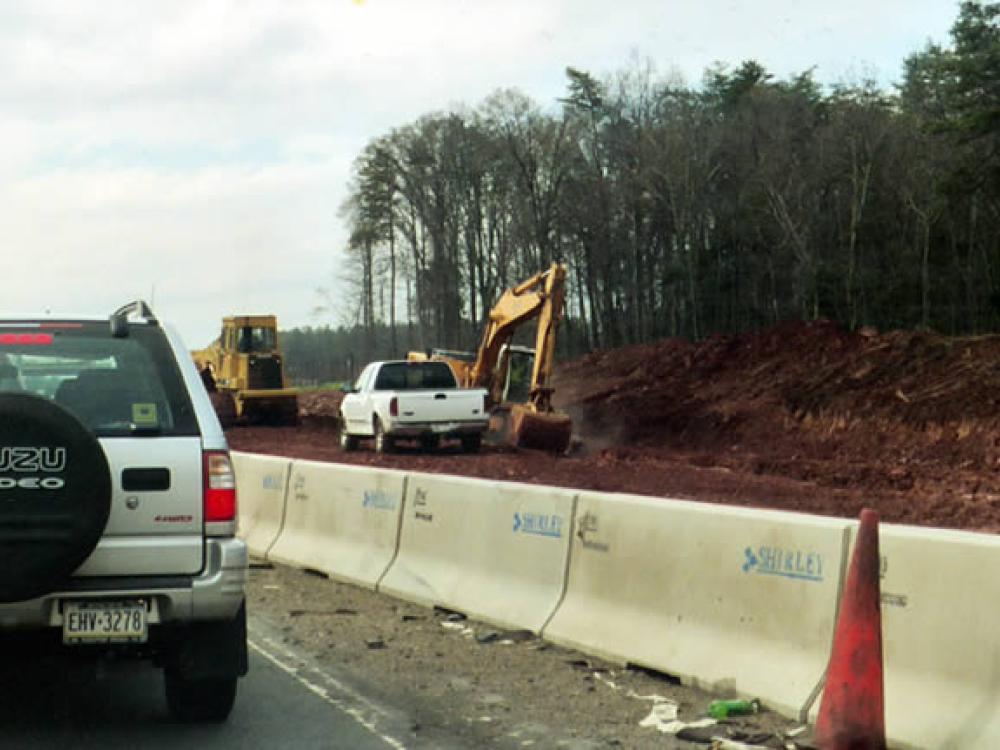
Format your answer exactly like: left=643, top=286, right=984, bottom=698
left=338, top=360, right=489, bottom=453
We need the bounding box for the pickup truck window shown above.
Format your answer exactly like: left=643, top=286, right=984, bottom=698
left=374, top=362, right=457, bottom=391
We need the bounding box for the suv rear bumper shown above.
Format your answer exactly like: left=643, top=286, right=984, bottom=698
left=0, top=537, right=248, bottom=630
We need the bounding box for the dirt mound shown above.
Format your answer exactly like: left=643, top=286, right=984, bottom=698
left=551, top=320, right=1000, bottom=531
left=784, top=329, right=1000, bottom=425
left=297, top=388, right=344, bottom=429
left=557, top=320, right=1000, bottom=446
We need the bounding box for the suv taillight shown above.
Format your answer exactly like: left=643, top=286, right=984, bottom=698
left=389, top=396, right=398, bottom=417
left=203, top=451, right=237, bottom=522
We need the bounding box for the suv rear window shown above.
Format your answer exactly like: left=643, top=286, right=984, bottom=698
left=0, top=321, right=198, bottom=437
left=374, top=362, right=457, bottom=390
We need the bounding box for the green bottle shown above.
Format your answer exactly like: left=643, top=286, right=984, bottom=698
left=708, top=698, right=760, bottom=719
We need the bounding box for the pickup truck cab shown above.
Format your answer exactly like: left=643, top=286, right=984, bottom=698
left=339, top=360, right=489, bottom=453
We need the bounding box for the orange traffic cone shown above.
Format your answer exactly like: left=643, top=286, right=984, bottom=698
left=814, top=508, right=886, bottom=750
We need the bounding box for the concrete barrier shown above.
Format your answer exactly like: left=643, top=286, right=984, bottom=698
left=378, top=472, right=577, bottom=633
left=233, top=451, right=1000, bottom=747
left=231, top=451, right=291, bottom=558
left=542, top=492, right=852, bottom=717
left=860, top=523, right=1000, bottom=749
left=267, top=460, right=407, bottom=589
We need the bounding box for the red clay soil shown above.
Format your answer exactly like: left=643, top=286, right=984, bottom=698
left=228, top=320, right=1000, bottom=533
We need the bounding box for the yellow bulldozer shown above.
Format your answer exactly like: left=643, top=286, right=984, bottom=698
left=409, top=263, right=572, bottom=452
left=191, top=314, right=299, bottom=427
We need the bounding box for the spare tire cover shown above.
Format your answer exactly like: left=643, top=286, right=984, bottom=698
left=0, top=393, right=111, bottom=602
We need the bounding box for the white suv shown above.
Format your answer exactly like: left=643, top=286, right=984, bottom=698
left=0, top=301, right=248, bottom=722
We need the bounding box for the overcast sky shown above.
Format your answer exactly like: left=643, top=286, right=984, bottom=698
left=0, top=0, right=957, bottom=346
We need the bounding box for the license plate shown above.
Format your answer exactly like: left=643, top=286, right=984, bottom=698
left=63, top=601, right=148, bottom=644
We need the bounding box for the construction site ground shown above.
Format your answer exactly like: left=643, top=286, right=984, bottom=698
left=248, top=560, right=805, bottom=749
left=232, top=319, right=999, bottom=747
left=230, top=320, right=1000, bottom=533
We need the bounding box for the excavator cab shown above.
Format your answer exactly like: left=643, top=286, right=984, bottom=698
left=499, top=345, right=534, bottom=404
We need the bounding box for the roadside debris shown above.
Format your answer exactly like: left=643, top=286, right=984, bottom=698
left=566, top=657, right=610, bottom=673
left=287, top=607, right=358, bottom=617
left=440, top=621, right=476, bottom=637
left=638, top=699, right=722, bottom=736
left=637, top=699, right=679, bottom=730
left=709, top=739, right=771, bottom=750
left=709, top=698, right=761, bottom=719
left=676, top=722, right=720, bottom=742
left=365, top=638, right=386, bottom=650
left=433, top=606, right=466, bottom=622
left=499, top=629, right=534, bottom=644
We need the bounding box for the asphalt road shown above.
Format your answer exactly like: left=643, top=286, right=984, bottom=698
left=0, top=619, right=461, bottom=749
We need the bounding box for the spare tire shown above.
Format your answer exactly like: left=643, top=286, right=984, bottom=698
left=0, top=393, right=112, bottom=603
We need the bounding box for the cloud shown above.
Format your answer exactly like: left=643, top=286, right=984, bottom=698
left=0, top=160, right=343, bottom=346
left=0, top=0, right=957, bottom=346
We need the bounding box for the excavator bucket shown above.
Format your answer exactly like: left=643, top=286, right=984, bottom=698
left=509, top=403, right=572, bottom=453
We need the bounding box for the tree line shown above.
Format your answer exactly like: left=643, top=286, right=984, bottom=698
left=294, top=2, right=999, bottom=384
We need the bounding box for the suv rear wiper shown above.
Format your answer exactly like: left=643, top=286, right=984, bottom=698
left=91, top=421, right=162, bottom=436
left=128, top=423, right=162, bottom=436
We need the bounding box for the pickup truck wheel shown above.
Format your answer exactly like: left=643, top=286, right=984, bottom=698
left=0, top=394, right=112, bottom=603
left=165, top=674, right=238, bottom=723
left=419, top=435, right=440, bottom=452
left=339, top=427, right=358, bottom=451
left=373, top=418, right=394, bottom=454
left=460, top=434, right=482, bottom=454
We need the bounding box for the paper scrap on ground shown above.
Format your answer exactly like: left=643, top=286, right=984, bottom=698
left=710, top=739, right=771, bottom=750
left=638, top=701, right=718, bottom=735
left=440, top=621, right=475, bottom=637
left=638, top=700, right=678, bottom=729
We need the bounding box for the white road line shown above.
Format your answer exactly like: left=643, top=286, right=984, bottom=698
left=248, top=632, right=408, bottom=750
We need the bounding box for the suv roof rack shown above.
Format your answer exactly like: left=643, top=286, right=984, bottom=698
left=110, top=300, right=158, bottom=337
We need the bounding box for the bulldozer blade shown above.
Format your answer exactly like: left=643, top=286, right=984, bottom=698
left=509, top=404, right=572, bottom=453
left=243, top=397, right=299, bottom=426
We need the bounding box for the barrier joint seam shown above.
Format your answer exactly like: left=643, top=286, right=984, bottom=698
left=799, top=523, right=852, bottom=723
left=263, top=460, right=294, bottom=561
left=374, top=473, right=408, bottom=592
left=539, top=492, right=579, bottom=638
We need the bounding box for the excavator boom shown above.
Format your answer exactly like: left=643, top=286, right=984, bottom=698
left=470, top=263, right=571, bottom=451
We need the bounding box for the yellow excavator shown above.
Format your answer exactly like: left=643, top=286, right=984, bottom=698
left=409, top=263, right=572, bottom=452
